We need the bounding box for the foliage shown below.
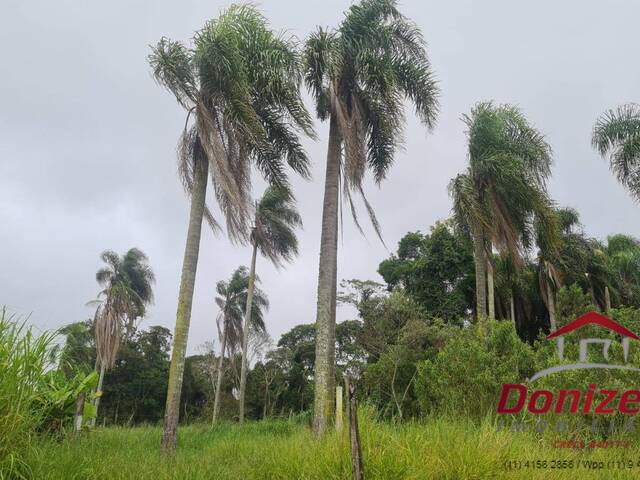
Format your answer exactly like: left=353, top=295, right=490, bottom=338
left=97, top=327, right=171, bottom=425
left=0, top=310, right=96, bottom=479
left=303, top=0, right=439, bottom=235
left=149, top=4, right=314, bottom=240
left=93, top=248, right=155, bottom=370
left=593, top=103, right=640, bottom=201
left=415, top=320, right=536, bottom=418
left=378, top=222, right=474, bottom=322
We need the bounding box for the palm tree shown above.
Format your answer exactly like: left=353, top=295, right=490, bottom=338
left=149, top=5, right=313, bottom=449
left=303, top=0, right=439, bottom=435
left=91, top=248, right=154, bottom=422
left=592, top=104, right=640, bottom=200
left=238, top=186, right=302, bottom=423
left=449, top=102, right=554, bottom=342
left=212, top=266, right=268, bottom=424
left=606, top=234, right=640, bottom=306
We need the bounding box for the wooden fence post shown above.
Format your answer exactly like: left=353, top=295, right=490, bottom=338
left=336, top=385, right=343, bottom=433
left=346, top=375, right=364, bottom=480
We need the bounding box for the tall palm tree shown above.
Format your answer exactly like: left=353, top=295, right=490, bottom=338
left=149, top=5, right=313, bottom=449
left=449, top=102, right=554, bottom=342
left=303, top=0, right=439, bottom=435
left=212, top=266, right=268, bottom=424
left=592, top=104, right=640, bottom=200
left=91, top=248, right=154, bottom=422
left=238, top=186, right=302, bottom=423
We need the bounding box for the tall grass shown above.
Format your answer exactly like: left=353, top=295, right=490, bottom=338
left=0, top=308, right=57, bottom=479
left=27, top=409, right=640, bottom=479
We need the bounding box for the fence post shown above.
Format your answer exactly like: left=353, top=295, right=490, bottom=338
left=336, top=385, right=343, bottom=433
left=346, top=375, right=364, bottom=480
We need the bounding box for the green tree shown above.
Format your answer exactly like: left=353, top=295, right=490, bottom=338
left=303, top=0, right=439, bottom=435
left=238, top=186, right=302, bottom=422
left=91, top=248, right=155, bottom=422
left=56, top=320, right=94, bottom=378
left=449, top=102, right=553, bottom=342
left=593, top=104, right=640, bottom=200
left=212, top=267, right=268, bottom=424
left=378, top=222, right=474, bottom=322
left=149, top=5, right=313, bottom=449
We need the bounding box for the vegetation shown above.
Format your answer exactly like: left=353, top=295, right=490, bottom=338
left=91, top=248, right=155, bottom=421
left=4, top=0, right=640, bottom=478
left=238, top=186, right=302, bottom=423
left=0, top=310, right=95, bottom=479
left=149, top=4, right=313, bottom=449
left=25, top=414, right=640, bottom=480
left=303, top=0, right=440, bottom=436
left=593, top=104, right=640, bottom=201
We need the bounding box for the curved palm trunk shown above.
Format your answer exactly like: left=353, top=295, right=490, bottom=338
left=487, top=259, right=495, bottom=320
left=161, top=157, right=208, bottom=451
left=238, top=241, right=258, bottom=423
left=547, top=288, right=557, bottom=332
left=313, top=114, right=341, bottom=436
left=472, top=227, right=487, bottom=345
left=212, top=318, right=228, bottom=425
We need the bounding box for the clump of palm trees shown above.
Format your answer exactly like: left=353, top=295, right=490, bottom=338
left=147, top=0, right=640, bottom=451
left=449, top=102, right=556, bottom=341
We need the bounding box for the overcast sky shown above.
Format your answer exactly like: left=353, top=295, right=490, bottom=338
left=1, top=0, right=639, bottom=354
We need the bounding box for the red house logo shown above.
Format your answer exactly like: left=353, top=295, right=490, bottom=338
left=529, top=312, right=640, bottom=382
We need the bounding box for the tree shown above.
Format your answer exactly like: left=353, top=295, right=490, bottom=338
left=212, top=267, right=268, bottom=424
left=238, top=186, right=302, bottom=422
left=91, top=248, right=154, bottom=422
left=378, top=222, right=474, bottom=323
left=592, top=104, right=640, bottom=201
left=303, top=0, right=439, bottom=435
left=449, top=102, right=553, bottom=342
left=149, top=4, right=313, bottom=449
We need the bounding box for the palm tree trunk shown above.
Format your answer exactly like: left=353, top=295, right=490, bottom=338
left=510, top=293, right=516, bottom=324
left=313, top=113, right=341, bottom=437
left=93, top=363, right=106, bottom=426
left=472, top=227, right=487, bottom=344
left=212, top=319, right=228, bottom=425
left=161, top=156, right=208, bottom=451
left=238, top=241, right=258, bottom=423
left=605, top=286, right=611, bottom=315
left=548, top=288, right=557, bottom=332
left=487, top=259, right=495, bottom=320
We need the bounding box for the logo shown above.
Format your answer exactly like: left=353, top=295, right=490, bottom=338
left=532, top=311, right=640, bottom=382
left=497, top=312, right=640, bottom=416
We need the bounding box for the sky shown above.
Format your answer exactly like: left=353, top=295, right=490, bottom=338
left=1, top=0, right=639, bottom=355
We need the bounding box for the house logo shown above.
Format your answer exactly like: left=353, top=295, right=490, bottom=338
left=497, top=311, right=640, bottom=418
left=529, top=311, right=640, bottom=382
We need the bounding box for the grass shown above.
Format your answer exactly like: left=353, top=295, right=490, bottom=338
left=26, top=411, right=640, bottom=479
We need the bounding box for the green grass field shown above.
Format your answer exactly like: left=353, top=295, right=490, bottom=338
left=25, top=413, right=640, bottom=479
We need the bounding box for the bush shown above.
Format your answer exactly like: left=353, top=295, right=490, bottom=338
left=0, top=309, right=96, bottom=479
left=415, top=320, right=537, bottom=418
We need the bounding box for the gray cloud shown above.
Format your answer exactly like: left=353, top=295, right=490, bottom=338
left=1, top=0, right=638, bottom=353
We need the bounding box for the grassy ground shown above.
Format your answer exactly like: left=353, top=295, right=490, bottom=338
left=26, top=414, right=640, bottom=479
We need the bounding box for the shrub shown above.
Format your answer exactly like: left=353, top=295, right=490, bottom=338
left=415, top=320, right=537, bottom=418
left=0, top=309, right=96, bottom=479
